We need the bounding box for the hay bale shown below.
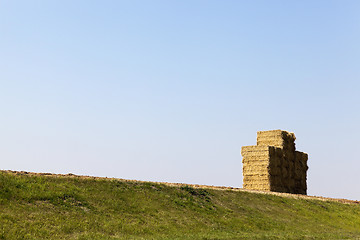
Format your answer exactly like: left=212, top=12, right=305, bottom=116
left=242, top=151, right=270, bottom=158
left=242, top=130, right=308, bottom=194
left=241, top=145, right=269, bottom=153
left=257, top=130, right=295, bottom=149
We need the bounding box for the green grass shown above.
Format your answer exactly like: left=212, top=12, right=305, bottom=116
left=1, top=171, right=360, bottom=239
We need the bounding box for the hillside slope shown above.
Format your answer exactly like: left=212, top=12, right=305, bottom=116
left=0, top=171, right=359, bottom=239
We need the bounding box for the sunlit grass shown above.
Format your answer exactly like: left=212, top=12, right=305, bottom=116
left=1, top=171, right=360, bottom=239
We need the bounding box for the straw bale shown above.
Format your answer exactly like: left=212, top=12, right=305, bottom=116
left=243, top=158, right=269, bottom=164
left=243, top=171, right=269, bottom=176
left=242, top=160, right=268, bottom=165
left=241, top=145, right=269, bottom=153
left=243, top=165, right=269, bottom=172
left=257, top=137, right=284, bottom=142
left=257, top=130, right=295, bottom=147
left=242, top=157, right=269, bottom=163
left=243, top=171, right=269, bottom=177
left=244, top=185, right=270, bottom=189
left=242, top=163, right=269, bottom=170
left=257, top=139, right=284, bottom=147
left=241, top=152, right=270, bottom=159
left=243, top=173, right=269, bottom=179
left=243, top=179, right=270, bottom=185
left=257, top=136, right=284, bottom=142
left=242, top=130, right=307, bottom=194
left=242, top=151, right=270, bottom=157
left=243, top=183, right=271, bottom=191
left=241, top=152, right=267, bottom=157
left=257, top=130, right=283, bottom=137
left=244, top=182, right=270, bottom=187
left=243, top=175, right=270, bottom=182
left=242, top=158, right=270, bottom=165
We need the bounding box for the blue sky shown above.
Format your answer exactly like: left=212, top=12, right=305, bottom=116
left=1, top=1, right=360, bottom=200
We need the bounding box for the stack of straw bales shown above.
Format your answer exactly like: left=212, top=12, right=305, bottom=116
left=241, top=130, right=308, bottom=194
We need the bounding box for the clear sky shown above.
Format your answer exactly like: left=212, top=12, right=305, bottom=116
left=1, top=1, right=359, bottom=200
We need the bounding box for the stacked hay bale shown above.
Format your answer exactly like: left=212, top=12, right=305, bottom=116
left=241, top=145, right=272, bottom=191
left=294, top=151, right=308, bottom=194
left=241, top=130, right=308, bottom=194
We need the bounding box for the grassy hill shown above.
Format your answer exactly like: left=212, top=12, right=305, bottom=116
left=0, top=171, right=360, bottom=239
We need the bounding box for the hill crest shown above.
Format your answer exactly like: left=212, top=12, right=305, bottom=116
left=2, top=170, right=358, bottom=205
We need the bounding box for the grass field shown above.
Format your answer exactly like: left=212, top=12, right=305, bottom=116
left=0, top=171, right=360, bottom=239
